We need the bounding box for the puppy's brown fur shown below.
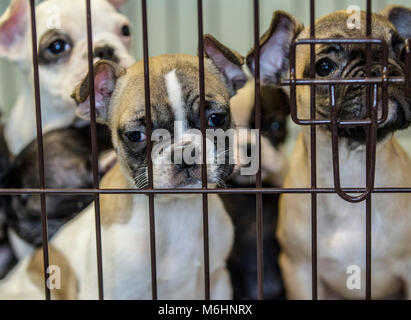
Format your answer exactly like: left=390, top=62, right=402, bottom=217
left=0, top=35, right=245, bottom=299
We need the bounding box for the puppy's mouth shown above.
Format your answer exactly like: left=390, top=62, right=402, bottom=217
left=172, top=164, right=203, bottom=188
left=320, top=96, right=411, bottom=144
left=132, top=160, right=232, bottom=190
left=132, top=165, right=224, bottom=190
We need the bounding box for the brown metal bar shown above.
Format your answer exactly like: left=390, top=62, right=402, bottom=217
left=253, top=0, right=264, bottom=300
left=380, top=41, right=389, bottom=125
left=141, top=0, right=158, bottom=301
left=283, top=76, right=404, bottom=86
left=406, top=39, right=411, bottom=96
left=6, top=0, right=410, bottom=303
left=365, top=0, right=372, bottom=301
left=289, top=39, right=390, bottom=126
left=197, top=0, right=211, bottom=300
left=286, top=118, right=381, bottom=126
left=85, top=0, right=104, bottom=300
left=289, top=38, right=297, bottom=125
left=296, top=38, right=384, bottom=44
left=309, top=0, right=317, bottom=301
left=29, top=0, right=50, bottom=301
left=4, top=187, right=411, bottom=195
left=329, top=85, right=377, bottom=203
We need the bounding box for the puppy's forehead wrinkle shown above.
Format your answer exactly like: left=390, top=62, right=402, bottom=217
left=308, top=11, right=393, bottom=38
left=317, top=44, right=345, bottom=56
left=113, top=55, right=230, bottom=134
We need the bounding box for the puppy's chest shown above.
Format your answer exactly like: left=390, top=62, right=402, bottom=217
left=314, top=144, right=411, bottom=260
left=154, top=198, right=207, bottom=278
left=318, top=194, right=411, bottom=262
left=102, top=194, right=232, bottom=298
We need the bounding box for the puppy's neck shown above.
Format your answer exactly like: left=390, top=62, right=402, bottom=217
left=300, top=127, right=411, bottom=188
left=99, top=164, right=206, bottom=227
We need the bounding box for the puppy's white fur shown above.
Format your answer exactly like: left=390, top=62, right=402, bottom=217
left=0, top=44, right=247, bottom=298
left=0, top=0, right=134, bottom=154
left=0, top=191, right=233, bottom=299
left=165, top=69, right=186, bottom=127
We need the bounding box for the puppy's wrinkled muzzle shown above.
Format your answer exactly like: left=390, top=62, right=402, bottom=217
left=329, top=58, right=409, bottom=142
left=387, top=97, right=411, bottom=128
left=150, top=135, right=225, bottom=189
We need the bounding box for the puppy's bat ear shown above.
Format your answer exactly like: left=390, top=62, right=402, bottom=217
left=0, top=0, right=29, bottom=61
left=203, top=34, right=247, bottom=97
left=107, top=0, right=129, bottom=10
left=246, top=11, right=303, bottom=86
left=71, top=60, right=126, bottom=124
left=380, top=5, right=411, bottom=39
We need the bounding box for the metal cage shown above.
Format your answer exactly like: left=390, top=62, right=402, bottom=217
left=1, top=0, right=410, bottom=300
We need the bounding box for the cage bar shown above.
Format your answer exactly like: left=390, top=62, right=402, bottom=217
left=3, top=186, right=411, bottom=196
left=406, top=39, right=411, bottom=96
left=253, top=0, right=265, bottom=300
left=196, top=0, right=211, bottom=300
left=29, top=0, right=50, bottom=301
left=85, top=0, right=105, bottom=300
left=309, top=0, right=318, bottom=301
left=365, top=0, right=372, bottom=300
left=289, top=39, right=390, bottom=126
left=140, top=0, right=158, bottom=300
left=2, top=0, right=410, bottom=302
left=329, top=84, right=378, bottom=203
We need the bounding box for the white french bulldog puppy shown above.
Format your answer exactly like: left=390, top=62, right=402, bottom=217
left=0, top=0, right=135, bottom=154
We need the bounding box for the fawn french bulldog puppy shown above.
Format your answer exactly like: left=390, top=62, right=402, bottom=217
left=2, top=124, right=113, bottom=261
left=0, top=0, right=134, bottom=154
left=222, top=81, right=289, bottom=299
left=0, top=35, right=246, bottom=299
left=248, top=7, right=411, bottom=299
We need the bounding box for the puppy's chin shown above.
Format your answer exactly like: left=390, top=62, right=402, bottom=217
left=153, top=177, right=219, bottom=190
left=137, top=168, right=221, bottom=190
left=323, top=98, right=411, bottom=146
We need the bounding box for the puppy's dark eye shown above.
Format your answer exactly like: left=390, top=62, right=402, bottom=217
left=270, top=121, right=281, bottom=132
left=316, top=58, right=337, bottom=77
left=121, top=25, right=131, bottom=37
left=208, top=113, right=226, bottom=127
left=47, top=39, right=70, bottom=55
left=125, top=131, right=146, bottom=143
left=400, top=47, right=406, bottom=62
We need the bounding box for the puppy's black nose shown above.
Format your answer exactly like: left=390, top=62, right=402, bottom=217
left=176, top=159, right=197, bottom=171
left=94, top=45, right=117, bottom=62
left=371, top=68, right=381, bottom=77
left=175, top=147, right=198, bottom=171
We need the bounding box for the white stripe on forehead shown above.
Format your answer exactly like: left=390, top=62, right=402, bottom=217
left=165, top=69, right=186, bottom=139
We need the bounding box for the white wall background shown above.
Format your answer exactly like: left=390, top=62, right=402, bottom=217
left=0, top=0, right=410, bottom=153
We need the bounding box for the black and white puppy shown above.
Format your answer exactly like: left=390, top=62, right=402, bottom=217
left=1, top=124, right=113, bottom=262
left=221, top=81, right=290, bottom=300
